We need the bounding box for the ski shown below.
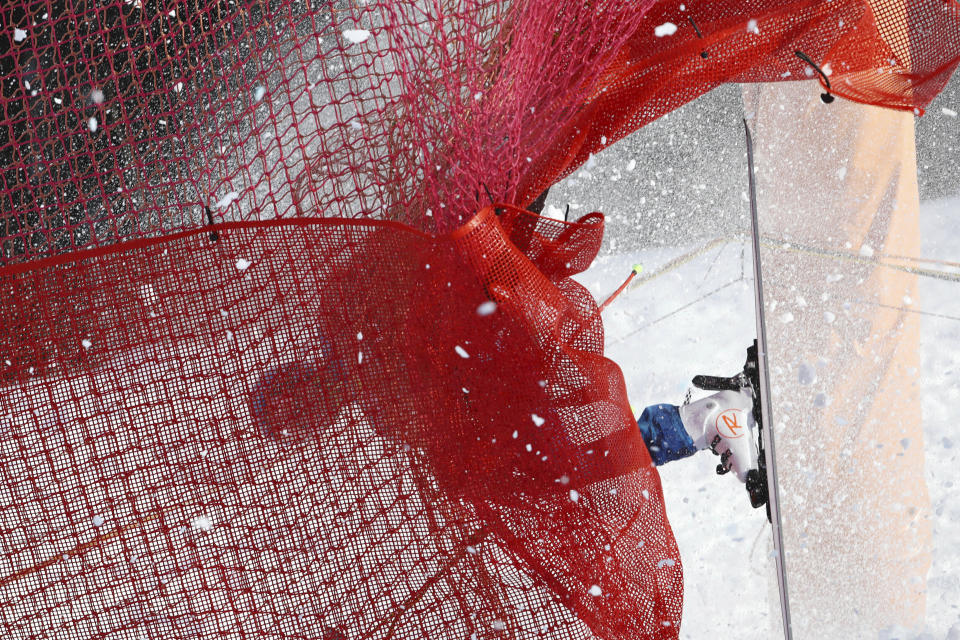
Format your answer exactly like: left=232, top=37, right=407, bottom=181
left=745, top=119, right=793, bottom=640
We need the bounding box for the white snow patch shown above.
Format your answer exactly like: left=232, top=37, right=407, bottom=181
left=531, top=413, right=545, bottom=427
left=253, top=85, right=266, bottom=102
left=343, top=29, right=371, bottom=44
left=235, top=258, right=252, bottom=271
left=747, top=19, right=759, bottom=34
left=859, top=244, right=874, bottom=257
left=191, top=515, right=213, bottom=532
left=215, top=191, right=240, bottom=210
left=81, top=339, right=92, bottom=350
left=942, top=107, right=958, bottom=118
left=569, top=489, right=580, bottom=503
left=13, top=28, right=27, bottom=42
left=654, top=22, right=677, bottom=37
left=455, top=345, right=470, bottom=358
left=657, top=558, right=677, bottom=568
left=588, top=584, right=603, bottom=597
left=92, top=515, right=105, bottom=527
left=626, top=159, right=637, bottom=171
left=87, top=117, right=98, bottom=132
left=90, top=89, right=104, bottom=104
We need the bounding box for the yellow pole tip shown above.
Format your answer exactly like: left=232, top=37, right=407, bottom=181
left=631, top=264, right=643, bottom=274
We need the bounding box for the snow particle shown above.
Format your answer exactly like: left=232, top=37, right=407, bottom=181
left=859, top=244, right=875, bottom=257
left=87, top=117, right=98, bottom=132
left=657, top=558, right=676, bottom=568
left=942, top=107, right=958, bottom=118
left=531, top=413, right=545, bottom=427
left=477, top=301, right=497, bottom=317
left=491, top=621, right=506, bottom=631
left=779, top=312, right=794, bottom=324
left=588, top=584, right=602, bottom=597
left=90, top=89, right=104, bottom=104
left=823, top=311, right=836, bottom=324
left=13, top=28, right=27, bottom=43
left=191, top=515, right=213, bottom=532
left=569, top=489, right=580, bottom=503
left=626, top=159, right=637, bottom=171
left=253, top=85, right=266, bottom=102
left=747, top=19, right=759, bottom=34
left=455, top=345, right=470, bottom=358
left=642, top=489, right=649, bottom=500
left=235, top=258, right=252, bottom=271
left=343, top=29, right=371, bottom=44
left=92, top=515, right=105, bottom=527
left=81, top=339, right=92, bottom=350
left=215, top=191, right=240, bottom=210
left=654, top=22, right=677, bottom=37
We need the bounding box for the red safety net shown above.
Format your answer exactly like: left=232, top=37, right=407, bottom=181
left=1, top=1, right=958, bottom=638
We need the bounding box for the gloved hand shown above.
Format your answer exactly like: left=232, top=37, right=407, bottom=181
left=678, top=389, right=759, bottom=482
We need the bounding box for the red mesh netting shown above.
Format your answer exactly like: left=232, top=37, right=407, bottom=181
left=1, top=0, right=958, bottom=638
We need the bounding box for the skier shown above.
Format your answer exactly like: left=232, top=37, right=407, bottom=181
left=635, top=389, right=758, bottom=480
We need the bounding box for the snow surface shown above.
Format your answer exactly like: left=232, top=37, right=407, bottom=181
left=573, top=195, right=960, bottom=639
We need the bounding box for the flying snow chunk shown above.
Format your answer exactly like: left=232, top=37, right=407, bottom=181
left=87, top=117, right=98, bottom=132
left=657, top=558, right=676, bottom=568
left=215, top=191, right=240, bottom=210
left=253, top=85, right=266, bottom=102
left=747, top=19, right=760, bottom=34
left=455, top=345, right=470, bottom=358
left=859, top=244, right=874, bottom=257
left=343, top=29, right=371, bottom=44
left=81, top=339, right=92, bottom=350
left=588, top=585, right=603, bottom=597
left=191, top=515, right=213, bottom=531
left=626, top=159, right=637, bottom=171
left=654, top=22, right=677, bottom=37
left=92, top=515, right=105, bottom=527
left=569, top=489, right=580, bottom=503
left=13, top=28, right=27, bottom=43
left=235, top=258, right=252, bottom=271
left=942, top=107, right=958, bottom=117
left=531, top=413, right=545, bottom=427
left=90, top=89, right=105, bottom=104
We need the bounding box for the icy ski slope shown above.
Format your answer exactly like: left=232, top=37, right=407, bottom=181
left=573, top=195, right=960, bottom=639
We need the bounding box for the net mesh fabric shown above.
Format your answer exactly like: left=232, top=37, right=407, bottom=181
left=0, top=211, right=681, bottom=638
left=0, top=0, right=957, bottom=638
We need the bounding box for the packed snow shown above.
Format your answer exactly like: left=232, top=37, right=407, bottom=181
left=574, top=194, right=960, bottom=639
